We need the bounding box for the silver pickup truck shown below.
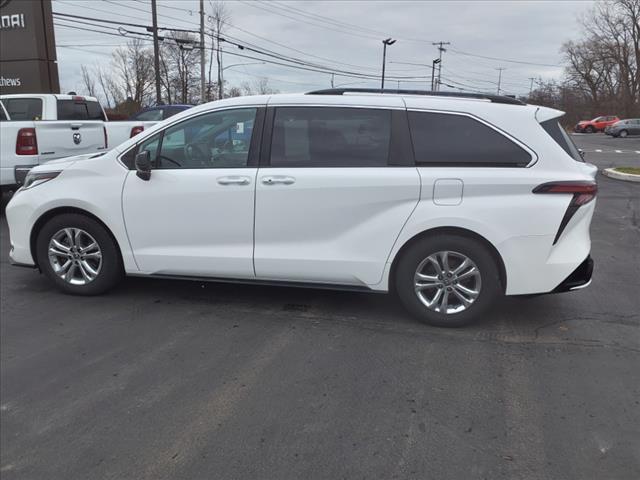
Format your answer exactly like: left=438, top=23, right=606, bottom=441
left=0, top=94, right=156, bottom=191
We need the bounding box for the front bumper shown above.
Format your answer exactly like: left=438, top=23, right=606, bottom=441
left=552, top=255, right=593, bottom=293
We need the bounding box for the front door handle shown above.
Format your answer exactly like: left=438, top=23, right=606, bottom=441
left=261, top=176, right=296, bottom=185
left=217, top=176, right=251, bottom=186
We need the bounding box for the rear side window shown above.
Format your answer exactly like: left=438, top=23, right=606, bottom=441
left=270, top=107, right=391, bottom=167
left=0, top=103, right=6, bottom=121
left=408, top=111, right=531, bottom=167
left=3, top=98, right=43, bottom=120
left=166, top=106, right=188, bottom=119
left=133, top=108, right=164, bottom=121
left=57, top=100, right=105, bottom=120
left=540, top=119, right=583, bottom=162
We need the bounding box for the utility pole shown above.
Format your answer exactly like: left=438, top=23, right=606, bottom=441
left=432, top=41, right=450, bottom=91
left=199, top=0, right=205, bottom=102
left=331, top=73, right=334, bottom=88
left=380, top=37, right=396, bottom=90
left=528, top=77, right=535, bottom=97
left=151, top=0, right=162, bottom=104
left=496, top=67, right=505, bottom=95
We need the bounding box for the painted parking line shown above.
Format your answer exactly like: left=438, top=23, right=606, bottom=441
left=582, top=149, right=640, bottom=154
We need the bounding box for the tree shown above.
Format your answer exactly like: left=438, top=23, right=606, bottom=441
left=160, top=32, right=201, bottom=104
left=241, top=77, right=279, bottom=95
left=561, top=0, right=640, bottom=117
left=111, top=39, right=155, bottom=109
left=80, top=65, right=96, bottom=97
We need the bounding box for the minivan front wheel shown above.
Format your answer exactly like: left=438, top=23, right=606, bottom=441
left=36, top=213, right=123, bottom=295
left=394, top=234, right=502, bottom=327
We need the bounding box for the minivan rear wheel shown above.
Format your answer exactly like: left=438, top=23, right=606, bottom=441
left=394, top=234, right=502, bottom=327
left=36, top=213, right=123, bottom=295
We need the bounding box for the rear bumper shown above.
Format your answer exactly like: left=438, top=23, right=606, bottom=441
left=552, top=255, right=593, bottom=293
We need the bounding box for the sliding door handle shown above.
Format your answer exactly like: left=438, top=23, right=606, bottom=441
left=261, top=176, right=296, bottom=185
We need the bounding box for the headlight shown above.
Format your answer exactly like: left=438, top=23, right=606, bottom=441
left=22, top=171, right=61, bottom=189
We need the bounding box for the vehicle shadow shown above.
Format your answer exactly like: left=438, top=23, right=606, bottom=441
left=106, top=273, right=569, bottom=337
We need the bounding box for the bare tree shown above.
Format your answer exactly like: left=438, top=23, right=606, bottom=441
left=111, top=39, right=155, bottom=109
left=562, top=0, right=640, bottom=117
left=161, top=32, right=201, bottom=104
left=241, top=77, right=279, bottom=95
left=80, top=65, right=96, bottom=97
left=94, top=64, right=114, bottom=109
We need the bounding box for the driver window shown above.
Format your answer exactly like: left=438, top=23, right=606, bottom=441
left=156, top=108, right=257, bottom=169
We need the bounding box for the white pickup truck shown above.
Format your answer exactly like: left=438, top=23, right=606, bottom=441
left=0, top=94, right=157, bottom=191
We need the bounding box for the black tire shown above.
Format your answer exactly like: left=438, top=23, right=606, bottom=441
left=394, top=234, right=502, bottom=327
left=36, top=213, right=123, bottom=295
left=585, top=125, right=595, bottom=133
left=619, top=130, right=628, bottom=138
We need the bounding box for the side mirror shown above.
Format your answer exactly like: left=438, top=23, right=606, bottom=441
left=579, top=149, right=585, bottom=160
left=135, top=150, right=151, bottom=181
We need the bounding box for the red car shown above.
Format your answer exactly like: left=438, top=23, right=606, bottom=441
left=574, top=115, right=620, bottom=133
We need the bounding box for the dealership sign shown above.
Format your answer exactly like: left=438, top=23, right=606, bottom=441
left=0, top=0, right=59, bottom=94
left=0, top=12, right=25, bottom=29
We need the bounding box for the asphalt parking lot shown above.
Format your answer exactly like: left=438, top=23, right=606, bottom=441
left=1, top=134, right=638, bottom=480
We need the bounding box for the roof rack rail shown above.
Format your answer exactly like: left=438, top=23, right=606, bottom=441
left=306, top=88, right=526, bottom=106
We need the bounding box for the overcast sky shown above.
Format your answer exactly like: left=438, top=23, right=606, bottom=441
left=52, top=0, right=595, bottom=99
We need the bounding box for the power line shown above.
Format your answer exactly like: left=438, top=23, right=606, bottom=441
left=262, top=0, right=436, bottom=45
left=53, top=12, right=147, bottom=29
left=449, top=48, right=562, bottom=68
left=237, top=0, right=381, bottom=42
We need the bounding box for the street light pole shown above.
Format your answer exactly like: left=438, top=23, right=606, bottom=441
left=496, top=67, right=505, bottom=95
left=222, top=62, right=266, bottom=72
left=380, top=37, right=396, bottom=90
left=431, top=58, right=440, bottom=91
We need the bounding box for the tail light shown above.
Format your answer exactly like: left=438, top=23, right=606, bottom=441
left=16, top=128, right=38, bottom=155
left=130, top=126, right=144, bottom=137
left=533, top=181, right=597, bottom=244
left=103, top=126, right=108, bottom=148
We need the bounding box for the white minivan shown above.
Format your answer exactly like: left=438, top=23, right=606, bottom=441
left=6, top=90, right=597, bottom=327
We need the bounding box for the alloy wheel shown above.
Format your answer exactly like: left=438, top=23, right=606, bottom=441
left=414, top=250, right=482, bottom=314
left=48, top=228, right=103, bottom=285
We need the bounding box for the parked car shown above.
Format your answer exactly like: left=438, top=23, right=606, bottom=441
left=130, top=104, right=192, bottom=122
left=604, top=118, right=640, bottom=137
left=574, top=115, right=619, bottom=133
left=5, top=89, right=597, bottom=327
left=0, top=94, right=158, bottom=191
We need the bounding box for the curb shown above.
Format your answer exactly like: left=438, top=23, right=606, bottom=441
left=602, top=168, right=640, bottom=183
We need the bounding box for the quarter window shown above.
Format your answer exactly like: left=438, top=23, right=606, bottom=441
left=408, top=111, right=531, bottom=167
left=270, top=107, right=391, bottom=167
